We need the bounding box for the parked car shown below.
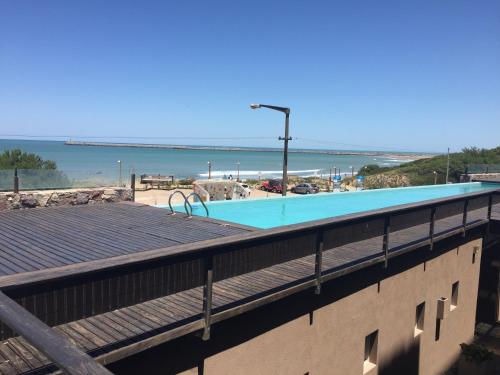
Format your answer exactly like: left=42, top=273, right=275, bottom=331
left=291, top=183, right=320, bottom=194
left=260, top=179, right=283, bottom=194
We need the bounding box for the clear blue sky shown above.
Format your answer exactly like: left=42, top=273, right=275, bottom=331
left=1, top=0, right=499, bottom=152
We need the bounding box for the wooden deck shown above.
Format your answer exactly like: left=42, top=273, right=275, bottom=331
left=0, top=190, right=499, bottom=374
left=0, top=203, right=251, bottom=276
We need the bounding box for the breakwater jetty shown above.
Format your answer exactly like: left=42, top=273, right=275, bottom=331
left=64, top=141, right=430, bottom=160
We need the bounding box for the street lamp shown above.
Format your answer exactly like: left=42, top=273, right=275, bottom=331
left=207, top=161, right=212, bottom=180
left=350, top=166, right=354, bottom=177
left=433, top=171, right=438, bottom=185
left=236, top=161, right=240, bottom=182
left=250, top=103, right=291, bottom=196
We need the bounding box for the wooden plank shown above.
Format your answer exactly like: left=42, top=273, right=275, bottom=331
left=0, top=291, right=112, bottom=375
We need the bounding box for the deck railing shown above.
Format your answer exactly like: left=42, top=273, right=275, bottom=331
left=0, top=291, right=112, bottom=374
left=0, top=187, right=499, bottom=372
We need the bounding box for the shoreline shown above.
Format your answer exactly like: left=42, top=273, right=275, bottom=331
left=64, top=141, right=432, bottom=160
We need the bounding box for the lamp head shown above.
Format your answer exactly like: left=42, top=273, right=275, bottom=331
left=250, top=103, right=261, bottom=109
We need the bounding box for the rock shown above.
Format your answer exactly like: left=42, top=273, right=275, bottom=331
left=90, top=190, right=102, bottom=199
left=0, top=187, right=133, bottom=211
left=21, top=195, right=38, bottom=208
left=74, top=193, right=90, bottom=205
left=35, top=193, right=50, bottom=207
left=9, top=194, right=21, bottom=209
left=0, top=196, right=8, bottom=211
left=101, top=194, right=115, bottom=202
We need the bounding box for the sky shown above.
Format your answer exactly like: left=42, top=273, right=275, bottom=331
left=0, top=0, right=499, bottom=153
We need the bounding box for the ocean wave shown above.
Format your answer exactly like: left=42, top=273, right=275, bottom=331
left=386, top=159, right=415, bottom=163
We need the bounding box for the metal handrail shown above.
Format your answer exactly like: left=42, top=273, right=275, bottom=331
left=185, top=192, right=209, bottom=217
left=168, top=190, right=192, bottom=216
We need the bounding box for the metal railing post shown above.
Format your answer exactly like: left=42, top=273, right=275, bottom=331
left=487, top=194, right=493, bottom=220
left=429, top=206, right=436, bottom=251
left=383, top=216, right=391, bottom=268
left=486, top=194, right=494, bottom=234
left=131, top=173, right=136, bottom=202
left=462, top=199, right=469, bottom=237
left=202, top=255, right=214, bottom=340
left=314, top=230, right=324, bottom=295
left=13, top=168, right=19, bottom=194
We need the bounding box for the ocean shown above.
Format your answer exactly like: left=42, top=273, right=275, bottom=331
left=0, top=139, right=422, bottom=186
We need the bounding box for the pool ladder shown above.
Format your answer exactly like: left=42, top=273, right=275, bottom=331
left=168, top=191, right=209, bottom=217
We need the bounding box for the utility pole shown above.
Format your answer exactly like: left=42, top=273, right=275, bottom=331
left=250, top=103, right=291, bottom=196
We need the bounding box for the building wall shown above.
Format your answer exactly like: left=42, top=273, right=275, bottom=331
left=178, top=239, right=482, bottom=375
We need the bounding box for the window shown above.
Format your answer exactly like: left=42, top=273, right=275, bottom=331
left=364, top=330, right=378, bottom=373
left=435, top=319, right=441, bottom=341
left=415, top=302, right=425, bottom=337
left=451, top=282, right=459, bottom=310
left=473, top=246, right=479, bottom=264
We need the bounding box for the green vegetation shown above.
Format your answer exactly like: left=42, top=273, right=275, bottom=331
left=177, top=177, right=195, bottom=186
left=460, top=343, right=493, bottom=364
left=0, top=149, right=70, bottom=190
left=0, top=149, right=58, bottom=170
left=359, top=147, right=500, bottom=187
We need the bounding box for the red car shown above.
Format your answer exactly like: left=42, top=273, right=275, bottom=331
left=260, top=179, right=283, bottom=193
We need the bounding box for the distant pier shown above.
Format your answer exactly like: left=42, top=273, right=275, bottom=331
left=64, top=141, right=430, bottom=159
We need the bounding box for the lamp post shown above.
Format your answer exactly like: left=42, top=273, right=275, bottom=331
left=236, top=162, right=240, bottom=182
left=350, top=166, right=354, bottom=178
left=433, top=171, right=438, bottom=185
left=250, top=103, right=291, bottom=196
left=207, top=161, right=212, bottom=180
left=117, top=160, right=122, bottom=187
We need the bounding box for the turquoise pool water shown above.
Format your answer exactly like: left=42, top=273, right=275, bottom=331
left=165, top=183, right=499, bottom=229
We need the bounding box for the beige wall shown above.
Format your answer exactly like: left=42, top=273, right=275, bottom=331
left=180, top=239, right=482, bottom=375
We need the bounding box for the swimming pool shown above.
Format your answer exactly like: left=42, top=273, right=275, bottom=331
left=166, top=182, right=499, bottom=229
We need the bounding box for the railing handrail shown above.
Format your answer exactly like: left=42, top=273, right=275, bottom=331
left=0, top=187, right=498, bottom=291
left=0, top=291, right=112, bottom=375
left=168, top=190, right=192, bottom=216
left=185, top=192, right=209, bottom=217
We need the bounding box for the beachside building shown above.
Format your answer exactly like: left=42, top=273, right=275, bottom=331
left=0, top=182, right=499, bottom=374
